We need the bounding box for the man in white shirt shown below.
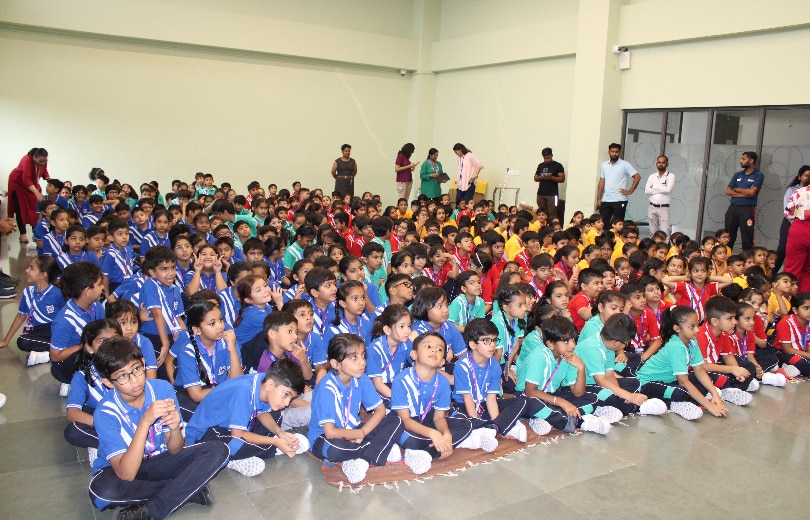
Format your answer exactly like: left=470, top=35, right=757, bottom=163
left=644, top=155, right=675, bottom=238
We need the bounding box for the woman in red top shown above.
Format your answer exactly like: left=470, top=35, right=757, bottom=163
left=394, top=143, right=418, bottom=203
left=7, top=148, right=49, bottom=243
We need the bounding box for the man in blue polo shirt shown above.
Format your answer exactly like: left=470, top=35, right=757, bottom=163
left=724, top=151, right=764, bottom=251
left=596, top=143, right=640, bottom=225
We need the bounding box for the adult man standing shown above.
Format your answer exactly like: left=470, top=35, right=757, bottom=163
left=596, top=143, right=640, bottom=225
left=645, top=155, right=675, bottom=238
left=724, top=151, right=763, bottom=251
left=534, top=147, right=565, bottom=222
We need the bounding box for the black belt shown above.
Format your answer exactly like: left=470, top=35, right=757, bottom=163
left=649, top=203, right=669, bottom=208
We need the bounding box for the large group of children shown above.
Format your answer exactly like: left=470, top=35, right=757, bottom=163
left=2, top=169, right=809, bottom=520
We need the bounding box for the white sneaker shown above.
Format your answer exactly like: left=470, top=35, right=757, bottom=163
left=637, top=398, right=667, bottom=416
left=746, top=379, right=760, bottom=392
left=782, top=364, right=801, bottom=378
left=386, top=445, right=402, bottom=463
left=227, top=456, right=266, bottom=477
left=59, top=383, right=70, bottom=397
left=341, top=458, right=369, bottom=484
left=0, top=393, right=5, bottom=409
left=528, top=417, right=552, bottom=436
left=505, top=422, right=527, bottom=443
left=87, top=447, right=97, bottom=467
left=27, top=351, right=50, bottom=366
left=670, top=401, right=703, bottom=420
left=25, top=242, right=37, bottom=250
left=593, top=406, right=624, bottom=423
left=478, top=427, right=497, bottom=439
left=403, top=449, right=432, bottom=475
left=720, top=387, right=753, bottom=406
left=580, top=414, right=612, bottom=435
left=762, top=372, right=787, bottom=387
left=292, top=433, right=309, bottom=455
left=479, top=433, right=498, bottom=453
left=457, top=429, right=482, bottom=450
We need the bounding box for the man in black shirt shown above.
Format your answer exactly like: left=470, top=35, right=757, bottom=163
left=534, top=147, right=566, bottom=221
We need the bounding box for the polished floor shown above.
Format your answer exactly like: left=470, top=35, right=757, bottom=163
left=0, top=239, right=808, bottom=520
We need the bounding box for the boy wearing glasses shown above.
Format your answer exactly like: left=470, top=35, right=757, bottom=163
left=89, top=337, right=229, bottom=520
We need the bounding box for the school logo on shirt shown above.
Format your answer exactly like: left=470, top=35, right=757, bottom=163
left=46, top=305, right=55, bottom=313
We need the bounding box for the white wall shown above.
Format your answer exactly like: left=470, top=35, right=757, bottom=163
left=0, top=30, right=412, bottom=197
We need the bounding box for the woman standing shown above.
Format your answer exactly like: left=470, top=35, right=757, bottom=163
left=453, top=143, right=483, bottom=204
left=331, top=144, right=357, bottom=197
left=419, top=148, right=446, bottom=202
left=394, top=143, right=418, bottom=201
left=776, top=166, right=810, bottom=272
left=784, top=180, right=810, bottom=291
left=7, top=148, right=49, bottom=243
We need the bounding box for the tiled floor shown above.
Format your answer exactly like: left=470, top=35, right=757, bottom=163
left=1, top=240, right=809, bottom=519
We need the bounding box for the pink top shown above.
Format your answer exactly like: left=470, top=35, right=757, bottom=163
left=456, top=152, right=482, bottom=191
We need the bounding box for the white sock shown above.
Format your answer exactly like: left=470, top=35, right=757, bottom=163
left=457, top=429, right=482, bottom=450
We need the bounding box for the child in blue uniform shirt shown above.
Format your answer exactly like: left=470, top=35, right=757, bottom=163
left=322, top=281, right=372, bottom=348
left=89, top=337, right=228, bottom=519
left=0, top=256, right=65, bottom=366
left=64, top=320, right=121, bottom=461
left=301, top=267, right=338, bottom=378
left=515, top=315, right=612, bottom=435
left=391, top=332, right=488, bottom=476
left=33, top=200, right=58, bottom=255
left=101, top=219, right=134, bottom=295
left=139, top=209, right=172, bottom=260
left=309, top=333, right=404, bottom=484
left=42, top=207, right=69, bottom=257
left=140, top=246, right=186, bottom=380
left=106, top=300, right=157, bottom=378
left=234, top=275, right=281, bottom=346
left=81, top=195, right=105, bottom=228
left=282, top=259, right=314, bottom=304
left=173, top=301, right=244, bottom=421
left=50, top=262, right=105, bottom=393
left=184, top=360, right=308, bottom=478
left=410, top=287, right=465, bottom=367
left=218, top=261, right=253, bottom=329
left=57, top=226, right=101, bottom=270
left=366, top=305, right=413, bottom=405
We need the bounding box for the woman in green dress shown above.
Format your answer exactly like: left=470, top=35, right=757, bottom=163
left=419, top=148, right=446, bottom=201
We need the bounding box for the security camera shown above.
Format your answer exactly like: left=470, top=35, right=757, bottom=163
left=611, top=45, right=628, bottom=54
left=399, top=69, right=407, bottom=76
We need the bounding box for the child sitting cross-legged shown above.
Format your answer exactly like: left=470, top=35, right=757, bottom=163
left=184, top=359, right=309, bottom=478
left=308, top=333, right=405, bottom=484
left=89, top=337, right=229, bottom=519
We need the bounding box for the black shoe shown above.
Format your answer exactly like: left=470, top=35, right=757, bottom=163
left=187, top=484, right=215, bottom=507
left=0, top=271, right=19, bottom=285
left=0, top=287, right=17, bottom=299
left=0, top=277, right=18, bottom=290
left=116, top=503, right=148, bottom=520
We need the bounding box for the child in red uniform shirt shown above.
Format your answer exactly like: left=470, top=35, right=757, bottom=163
left=663, top=257, right=731, bottom=322
left=620, top=282, right=662, bottom=376
left=568, top=268, right=603, bottom=333
left=774, top=292, right=810, bottom=378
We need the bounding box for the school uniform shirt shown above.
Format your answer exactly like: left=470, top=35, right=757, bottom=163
left=69, top=198, right=90, bottom=215
left=101, top=244, right=135, bottom=284
left=366, top=335, right=412, bottom=385
left=33, top=218, right=49, bottom=254
left=308, top=372, right=384, bottom=446
left=584, top=227, right=600, bottom=247
left=128, top=223, right=152, bottom=249
left=265, top=257, right=286, bottom=288
left=646, top=302, right=671, bottom=330
left=371, top=237, right=392, bottom=271
left=696, top=323, right=734, bottom=364
left=505, top=236, right=523, bottom=261
left=133, top=333, right=158, bottom=371
left=671, top=281, right=719, bottom=322
left=283, top=241, right=305, bottom=271
left=448, top=294, right=485, bottom=328
left=491, top=310, right=525, bottom=364
left=753, top=314, right=768, bottom=342
left=184, top=270, right=227, bottom=292
left=515, top=345, right=577, bottom=394
left=775, top=314, right=810, bottom=352
left=218, top=286, right=240, bottom=329
left=574, top=334, right=617, bottom=385
left=514, top=250, right=532, bottom=277
left=174, top=263, right=192, bottom=292
left=304, top=298, right=337, bottom=338
left=363, top=264, right=386, bottom=290
left=234, top=304, right=273, bottom=345
left=140, top=230, right=171, bottom=258
left=42, top=230, right=66, bottom=257
left=517, top=330, right=544, bottom=369
left=174, top=333, right=241, bottom=389
left=17, top=284, right=65, bottom=327
left=347, top=234, right=366, bottom=259
left=184, top=373, right=269, bottom=447
left=67, top=364, right=109, bottom=412
left=728, top=330, right=756, bottom=357
left=629, top=308, right=661, bottom=353
left=141, top=278, right=185, bottom=337
left=636, top=335, right=705, bottom=386
left=528, top=277, right=551, bottom=300
left=92, top=379, right=182, bottom=474
left=282, top=284, right=301, bottom=304
left=732, top=274, right=748, bottom=289
left=323, top=314, right=373, bottom=349
left=364, top=280, right=382, bottom=309
left=51, top=300, right=105, bottom=351
left=451, top=353, right=501, bottom=412
left=767, top=292, right=791, bottom=316
left=568, top=292, right=593, bottom=332
left=412, top=320, right=465, bottom=358
left=421, top=263, right=451, bottom=288
left=57, top=250, right=101, bottom=270
left=81, top=211, right=104, bottom=229
left=112, top=273, right=146, bottom=307
left=391, top=366, right=451, bottom=419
